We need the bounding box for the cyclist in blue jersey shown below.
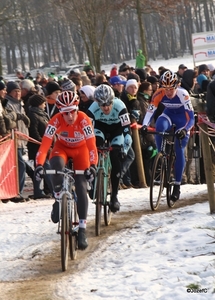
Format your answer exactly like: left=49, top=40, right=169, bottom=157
left=87, top=84, right=132, bottom=212
left=142, top=70, right=195, bottom=201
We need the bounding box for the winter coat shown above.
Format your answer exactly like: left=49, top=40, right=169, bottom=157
left=137, top=92, right=156, bottom=151
left=135, top=50, right=146, bottom=69
left=120, top=89, right=141, bottom=115
left=206, top=80, right=215, bottom=122
left=27, top=106, right=49, bottom=160
left=5, top=95, right=29, bottom=148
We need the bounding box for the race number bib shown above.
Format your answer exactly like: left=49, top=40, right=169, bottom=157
left=83, top=125, right=94, bottom=138
left=119, top=113, right=130, bottom=126
left=45, top=125, right=56, bottom=138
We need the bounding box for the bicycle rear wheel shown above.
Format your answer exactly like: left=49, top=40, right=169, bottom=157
left=95, top=169, right=103, bottom=236
left=61, top=194, right=69, bottom=271
left=150, top=153, right=165, bottom=211
left=166, top=154, right=176, bottom=208
left=104, top=168, right=112, bottom=226
left=69, top=194, right=78, bottom=260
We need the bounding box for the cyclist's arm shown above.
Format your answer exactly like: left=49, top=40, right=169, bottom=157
left=142, top=88, right=164, bottom=126
left=80, top=112, right=98, bottom=166
left=181, top=93, right=195, bottom=131
left=119, top=107, right=132, bottom=152
left=35, top=114, right=59, bottom=166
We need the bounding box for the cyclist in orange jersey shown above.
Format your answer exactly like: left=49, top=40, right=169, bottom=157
left=35, top=91, right=98, bottom=250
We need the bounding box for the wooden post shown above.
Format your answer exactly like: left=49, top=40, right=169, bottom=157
left=130, top=118, right=147, bottom=188
left=197, top=102, right=215, bottom=213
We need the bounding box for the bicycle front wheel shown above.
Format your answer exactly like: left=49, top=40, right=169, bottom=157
left=61, top=194, right=69, bottom=271
left=166, top=154, right=176, bottom=208
left=69, top=195, right=78, bottom=260
left=150, top=153, right=165, bottom=211
left=95, top=168, right=104, bottom=236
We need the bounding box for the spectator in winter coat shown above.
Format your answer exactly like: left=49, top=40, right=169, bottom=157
left=19, top=79, right=37, bottom=114
left=206, top=80, right=215, bottom=123
left=196, top=64, right=211, bottom=93
left=79, top=85, right=95, bottom=113
left=109, top=76, right=127, bottom=99
left=110, top=64, right=118, bottom=78
left=135, top=49, right=146, bottom=69
left=0, top=81, right=17, bottom=138
left=45, top=81, right=62, bottom=118
left=5, top=81, right=30, bottom=202
left=176, top=64, right=187, bottom=80
left=137, top=82, right=157, bottom=186
left=27, top=94, right=53, bottom=199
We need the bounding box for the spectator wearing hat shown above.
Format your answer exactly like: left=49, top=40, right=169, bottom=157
left=118, top=63, right=130, bottom=78
left=60, top=78, right=76, bottom=93
left=135, top=49, right=146, bottom=69
left=47, top=72, right=56, bottom=82
left=19, top=79, right=37, bottom=114
left=5, top=81, right=30, bottom=202
left=207, top=64, right=215, bottom=80
left=120, top=79, right=141, bottom=189
left=147, top=76, right=160, bottom=94
left=135, top=68, right=148, bottom=83
left=45, top=81, right=62, bottom=118
left=176, top=64, right=188, bottom=79
left=196, top=64, right=211, bottom=93
left=79, top=85, right=95, bottom=113
left=110, top=64, right=118, bottom=78
left=109, top=76, right=127, bottom=98
left=27, top=94, right=53, bottom=199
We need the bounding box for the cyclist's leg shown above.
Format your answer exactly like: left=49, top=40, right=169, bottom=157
left=49, top=145, right=68, bottom=223
left=155, top=114, right=172, bottom=150
left=73, top=145, right=92, bottom=250
left=109, top=133, right=124, bottom=212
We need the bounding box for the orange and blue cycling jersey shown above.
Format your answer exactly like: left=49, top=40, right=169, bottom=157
left=142, top=87, right=194, bottom=132
left=36, top=111, right=98, bottom=170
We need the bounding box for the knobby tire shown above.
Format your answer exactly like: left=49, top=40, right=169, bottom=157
left=104, top=166, right=112, bottom=226
left=61, top=194, right=69, bottom=271
left=69, top=194, right=78, bottom=260
left=95, top=169, right=103, bottom=236
left=150, top=153, right=165, bottom=211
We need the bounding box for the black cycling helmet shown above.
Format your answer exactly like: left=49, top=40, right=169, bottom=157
left=160, top=70, right=178, bottom=88
left=94, top=84, right=114, bottom=106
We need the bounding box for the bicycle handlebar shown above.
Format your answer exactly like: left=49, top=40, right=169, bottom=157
left=45, top=169, right=85, bottom=175
left=147, top=130, right=176, bottom=137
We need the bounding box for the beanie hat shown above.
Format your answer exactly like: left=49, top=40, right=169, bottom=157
left=29, top=94, right=46, bottom=107
left=125, top=79, right=138, bottom=90
left=6, top=81, right=21, bottom=94
left=80, top=85, right=96, bottom=99
left=127, top=73, right=140, bottom=82
left=135, top=68, right=147, bottom=81
left=0, top=81, right=6, bottom=90
left=147, top=76, right=159, bottom=84
left=61, top=79, right=76, bottom=91
left=45, top=81, right=61, bottom=95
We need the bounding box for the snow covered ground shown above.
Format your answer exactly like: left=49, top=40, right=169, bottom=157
left=1, top=184, right=215, bottom=299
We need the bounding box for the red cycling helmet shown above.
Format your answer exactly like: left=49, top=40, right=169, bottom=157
left=56, top=91, right=79, bottom=113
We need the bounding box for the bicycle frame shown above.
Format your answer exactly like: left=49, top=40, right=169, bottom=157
left=92, top=147, right=111, bottom=203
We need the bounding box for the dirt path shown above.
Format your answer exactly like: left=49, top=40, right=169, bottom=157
left=0, top=192, right=209, bottom=300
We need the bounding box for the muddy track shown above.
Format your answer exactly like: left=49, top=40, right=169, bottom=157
left=1, top=192, right=208, bottom=300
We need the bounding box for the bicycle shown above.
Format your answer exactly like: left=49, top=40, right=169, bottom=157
left=148, top=127, right=176, bottom=211
left=46, top=168, right=84, bottom=272
left=92, top=142, right=113, bottom=236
